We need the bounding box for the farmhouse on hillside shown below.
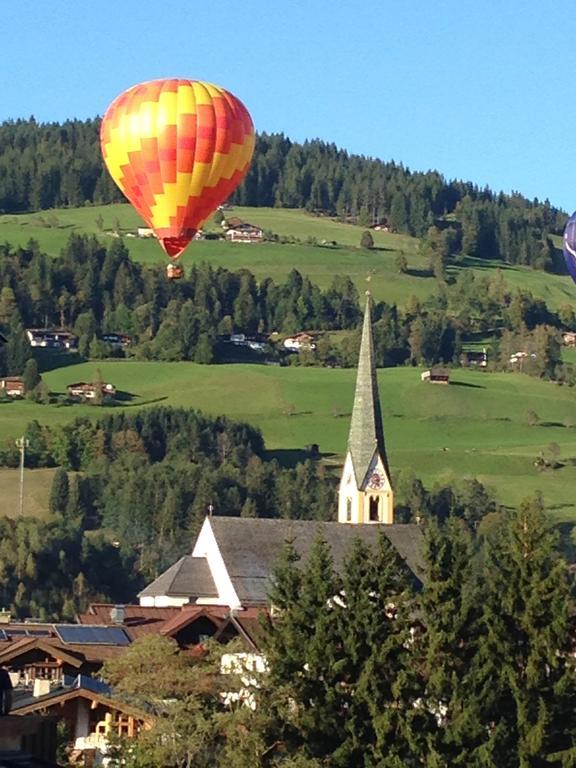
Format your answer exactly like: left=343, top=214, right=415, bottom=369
left=67, top=382, right=116, bottom=401
left=0, top=376, right=25, bottom=397
left=421, top=368, right=450, bottom=385
left=26, top=329, right=78, bottom=350
left=283, top=333, right=316, bottom=351
left=223, top=217, right=264, bottom=243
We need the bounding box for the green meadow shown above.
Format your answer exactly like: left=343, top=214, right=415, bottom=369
left=1, top=204, right=575, bottom=308
left=3, top=362, right=576, bottom=521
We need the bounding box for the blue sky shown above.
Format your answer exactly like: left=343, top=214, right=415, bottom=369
left=2, top=0, right=574, bottom=210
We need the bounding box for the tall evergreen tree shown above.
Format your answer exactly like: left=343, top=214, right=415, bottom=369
left=470, top=495, right=576, bottom=766
left=49, top=468, right=69, bottom=516
left=262, top=537, right=345, bottom=763
left=6, top=312, right=31, bottom=375
left=420, top=518, right=486, bottom=766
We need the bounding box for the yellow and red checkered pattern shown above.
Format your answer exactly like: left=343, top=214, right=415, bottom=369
left=100, top=79, right=255, bottom=259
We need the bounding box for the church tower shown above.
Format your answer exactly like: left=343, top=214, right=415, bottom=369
left=338, top=292, right=394, bottom=524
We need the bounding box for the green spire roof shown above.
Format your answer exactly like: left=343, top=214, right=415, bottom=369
left=347, top=292, right=391, bottom=487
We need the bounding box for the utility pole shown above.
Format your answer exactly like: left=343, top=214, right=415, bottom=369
left=15, top=436, right=29, bottom=516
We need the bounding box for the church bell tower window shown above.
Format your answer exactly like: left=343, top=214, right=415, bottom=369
left=369, top=495, right=380, bottom=522
left=346, top=497, right=352, bottom=522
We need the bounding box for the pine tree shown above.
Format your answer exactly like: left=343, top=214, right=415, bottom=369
left=360, top=230, right=374, bottom=249
left=262, top=537, right=344, bottom=763
left=49, top=468, right=69, bottom=516
left=22, top=358, right=41, bottom=394
left=470, top=495, right=576, bottom=766
left=348, top=533, right=429, bottom=767
left=6, top=312, right=31, bottom=375
left=420, top=517, right=486, bottom=766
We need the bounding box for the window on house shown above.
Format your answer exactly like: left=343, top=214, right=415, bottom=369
left=369, top=496, right=380, bottom=522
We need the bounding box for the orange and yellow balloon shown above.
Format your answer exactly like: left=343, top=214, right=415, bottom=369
left=100, top=78, right=255, bottom=260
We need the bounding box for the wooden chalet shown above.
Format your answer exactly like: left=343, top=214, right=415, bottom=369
left=11, top=675, right=152, bottom=763
left=421, top=368, right=450, bottom=384
left=67, top=381, right=116, bottom=401
left=224, top=220, right=264, bottom=243
left=25, top=329, right=77, bottom=350
left=0, top=376, right=25, bottom=397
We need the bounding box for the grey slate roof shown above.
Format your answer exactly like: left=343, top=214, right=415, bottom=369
left=138, top=555, right=217, bottom=599
left=347, top=292, right=391, bottom=486
left=209, top=517, right=425, bottom=605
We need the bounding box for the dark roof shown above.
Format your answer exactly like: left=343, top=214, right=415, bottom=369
left=160, top=606, right=228, bottom=637
left=11, top=675, right=152, bottom=723
left=209, top=517, right=425, bottom=605
left=138, top=556, right=217, bottom=599
left=77, top=604, right=181, bottom=639
left=347, top=293, right=391, bottom=486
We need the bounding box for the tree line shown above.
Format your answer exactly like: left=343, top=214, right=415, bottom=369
left=0, top=118, right=567, bottom=270
left=0, top=408, right=337, bottom=592
left=1, top=233, right=573, bottom=380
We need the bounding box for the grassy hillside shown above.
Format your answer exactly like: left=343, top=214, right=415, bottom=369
left=2, top=361, right=576, bottom=521
left=1, top=204, right=575, bottom=309
left=0, top=468, right=59, bottom=519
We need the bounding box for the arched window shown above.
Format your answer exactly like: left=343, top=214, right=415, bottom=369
left=369, top=495, right=380, bottom=522
left=346, top=497, right=352, bottom=522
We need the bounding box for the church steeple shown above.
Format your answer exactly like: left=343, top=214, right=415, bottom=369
left=338, top=292, right=394, bottom=524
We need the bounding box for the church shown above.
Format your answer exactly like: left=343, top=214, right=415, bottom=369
left=139, top=293, right=424, bottom=610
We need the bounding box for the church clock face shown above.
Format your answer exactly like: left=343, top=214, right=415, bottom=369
left=368, top=472, right=383, bottom=490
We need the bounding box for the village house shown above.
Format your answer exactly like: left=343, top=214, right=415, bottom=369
left=11, top=675, right=153, bottom=764
left=67, top=381, right=116, bottom=401
left=0, top=376, right=25, bottom=397
left=224, top=333, right=269, bottom=352
left=283, top=333, right=316, bottom=351
left=421, top=368, right=450, bottom=385
left=101, top=332, right=132, bottom=349
left=460, top=348, right=487, bottom=367
left=26, top=329, right=78, bottom=350
left=562, top=331, right=576, bottom=347
left=223, top=217, right=264, bottom=243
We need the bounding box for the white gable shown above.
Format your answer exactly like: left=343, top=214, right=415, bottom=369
left=192, top=518, right=242, bottom=609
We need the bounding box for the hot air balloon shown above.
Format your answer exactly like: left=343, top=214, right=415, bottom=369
left=563, top=212, right=576, bottom=285
left=100, top=78, right=255, bottom=279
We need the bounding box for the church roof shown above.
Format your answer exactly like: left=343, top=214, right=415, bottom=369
left=347, top=292, right=391, bottom=486
left=209, top=517, right=425, bottom=605
left=138, top=555, right=218, bottom=600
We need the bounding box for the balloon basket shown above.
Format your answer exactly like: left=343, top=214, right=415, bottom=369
left=166, top=263, right=184, bottom=280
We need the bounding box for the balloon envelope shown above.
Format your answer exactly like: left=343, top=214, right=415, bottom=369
left=100, top=79, right=255, bottom=259
left=563, top=211, right=576, bottom=284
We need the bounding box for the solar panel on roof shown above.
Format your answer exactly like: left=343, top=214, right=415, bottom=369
left=54, top=625, right=131, bottom=646
left=7, top=628, right=51, bottom=637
